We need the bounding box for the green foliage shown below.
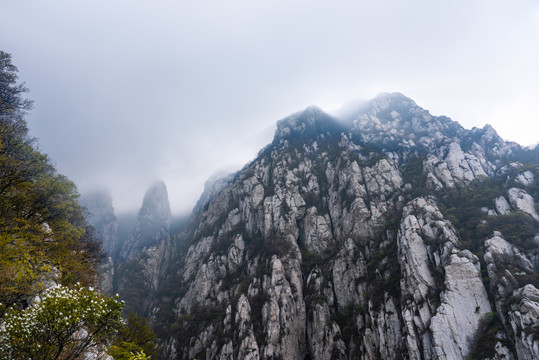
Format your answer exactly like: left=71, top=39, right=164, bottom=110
left=467, top=312, right=509, bottom=360
left=109, top=312, right=157, bottom=359
left=509, top=145, right=539, bottom=165
left=249, top=292, right=271, bottom=346
left=364, top=209, right=402, bottom=311
left=1, top=50, right=145, bottom=360
left=0, top=50, right=104, bottom=312
left=300, top=247, right=323, bottom=273
left=130, top=352, right=151, bottom=360
left=170, top=303, right=224, bottom=337
left=272, top=109, right=346, bottom=146
left=332, top=302, right=368, bottom=349
left=440, top=166, right=539, bottom=254
left=115, top=259, right=148, bottom=314
left=365, top=239, right=401, bottom=311
left=515, top=272, right=539, bottom=289
left=484, top=213, right=538, bottom=253
left=440, top=177, right=506, bottom=251
left=0, top=50, right=33, bottom=115
left=401, top=154, right=427, bottom=194
left=108, top=343, right=151, bottom=360
left=168, top=302, right=227, bottom=358
left=0, top=284, right=124, bottom=360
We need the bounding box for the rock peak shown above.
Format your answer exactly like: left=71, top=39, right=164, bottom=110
left=365, top=92, right=419, bottom=114
left=302, top=104, right=324, bottom=116
left=374, top=91, right=414, bottom=102
left=273, top=106, right=343, bottom=142
left=139, top=180, right=171, bottom=220
left=119, top=180, right=171, bottom=259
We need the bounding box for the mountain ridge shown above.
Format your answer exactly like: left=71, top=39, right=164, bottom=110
left=111, top=93, right=539, bottom=359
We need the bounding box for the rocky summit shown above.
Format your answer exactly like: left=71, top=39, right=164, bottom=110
left=104, top=93, right=539, bottom=359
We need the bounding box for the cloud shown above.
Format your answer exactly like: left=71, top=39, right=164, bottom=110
left=1, top=0, right=538, bottom=214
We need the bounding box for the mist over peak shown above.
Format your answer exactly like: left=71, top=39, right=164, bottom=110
left=4, top=1, right=538, bottom=217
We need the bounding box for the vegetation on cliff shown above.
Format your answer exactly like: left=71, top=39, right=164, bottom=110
left=0, top=50, right=155, bottom=360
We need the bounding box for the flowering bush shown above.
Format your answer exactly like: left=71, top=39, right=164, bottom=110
left=0, top=284, right=124, bottom=359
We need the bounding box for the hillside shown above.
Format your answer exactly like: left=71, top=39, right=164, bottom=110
left=0, top=50, right=156, bottom=360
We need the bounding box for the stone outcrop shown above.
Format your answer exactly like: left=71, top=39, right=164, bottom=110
left=516, top=171, right=535, bottom=187
left=507, top=187, right=539, bottom=221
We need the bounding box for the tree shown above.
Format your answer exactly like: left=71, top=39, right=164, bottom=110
left=0, top=50, right=32, bottom=116
left=0, top=284, right=124, bottom=359
left=108, top=312, right=157, bottom=360
left=0, top=50, right=104, bottom=313
left=0, top=49, right=152, bottom=360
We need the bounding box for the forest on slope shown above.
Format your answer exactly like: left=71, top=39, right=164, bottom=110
left=0, top=50, right=156, bottom=359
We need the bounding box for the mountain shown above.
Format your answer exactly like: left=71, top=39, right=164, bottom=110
left=79, top=190, right=119, bottom=293
left=80, top=191, right=119, bottom=257
left=126, top=93, right=539, bottom=359
left=81, top=181, right=173, bottom=304
left=120, top=180, right=171, bottom=260
left=102, top=181, right=173, bottom=314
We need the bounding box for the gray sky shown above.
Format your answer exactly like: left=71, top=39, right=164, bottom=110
left=1, top=0, right=538, bottom=215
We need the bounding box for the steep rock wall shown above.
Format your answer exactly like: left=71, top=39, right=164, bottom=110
left=129, top=93, right=539, bottom=359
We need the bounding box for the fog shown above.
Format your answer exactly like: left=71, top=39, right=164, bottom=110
left=1, top=0, right=538, bottom=215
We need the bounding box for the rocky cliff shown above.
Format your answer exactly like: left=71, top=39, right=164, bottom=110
left=82, top=181, right=173, bottom=308
left=80, top=190, right=119, bottom=293
left=113, top=180, right=173, bottom=313
left=129, top=93, right=539, bottom=359
left=121, top=180, right=171, bottom=260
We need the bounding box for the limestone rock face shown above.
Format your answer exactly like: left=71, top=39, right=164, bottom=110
left=495, top=196, right=512, bottom=215
left=80, top=190, right=119, bottom=256
left=516, top=171, right=535, bottom=186
left=193, top=171, right=236, bottom=215
left=398, top=198, right=491, bottom=360
left=429, top=249, right=491, bottom=359
left=507, top=187, right=539, bottom=220
left=423, top=140, right=494, bottom=189
left=79, top=191, right=119, bottom=293
left=508, top=285, right=539, bottom=359
left=484, top=233, right=539, bottom=360
left=121, top=180, right=171, bottom=259
left=119, top=93, right=539, bottom=359
left=87, top=181, right=174, bottom=311
left=97, top=256, right=115, bottom=294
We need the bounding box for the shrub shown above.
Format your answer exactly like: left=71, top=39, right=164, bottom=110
left=109, top=312, right=157, bottom=359
left=467, top=312, right=508, bottom=360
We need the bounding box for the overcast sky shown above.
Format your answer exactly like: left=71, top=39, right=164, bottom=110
left=1, top=0, right=538, bottom=215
